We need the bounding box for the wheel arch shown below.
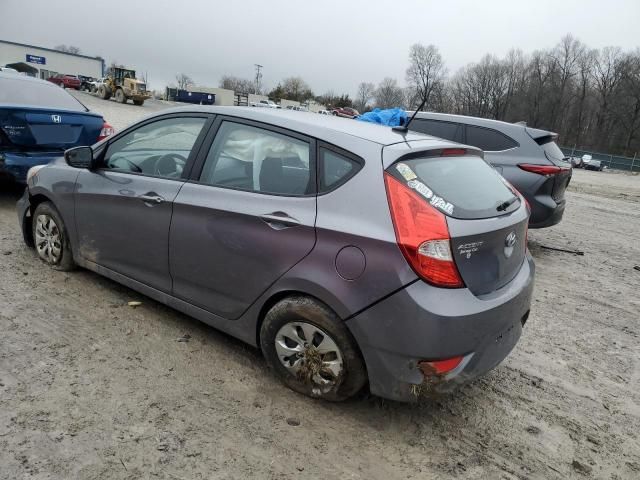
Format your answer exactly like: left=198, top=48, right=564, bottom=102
left=22, top=193, right=54, bottom=247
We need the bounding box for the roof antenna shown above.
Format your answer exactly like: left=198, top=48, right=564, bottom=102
left=393, top=94, right=428, bottom=133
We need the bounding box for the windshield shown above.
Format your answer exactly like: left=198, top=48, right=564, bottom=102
left=388, top=154, right=520, bottom=219
left=0, top=76, right=88, bottom=111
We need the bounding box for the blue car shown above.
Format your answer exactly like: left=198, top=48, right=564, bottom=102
left=0, top=71, right=113, bottom=183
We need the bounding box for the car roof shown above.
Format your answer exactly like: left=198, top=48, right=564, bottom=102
left=0, top=70, right=55, bottom=85
left=156, top=105, right=433, bottom=145
left=411, top=111, right=537, bottom=136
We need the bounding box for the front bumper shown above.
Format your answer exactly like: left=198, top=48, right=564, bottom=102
left=346, top=253, right=535, bottom=402
left=0, top=152, right=63, bottom=183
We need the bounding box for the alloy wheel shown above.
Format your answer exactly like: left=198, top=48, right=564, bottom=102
left=35, top=214, right=62, bottom=264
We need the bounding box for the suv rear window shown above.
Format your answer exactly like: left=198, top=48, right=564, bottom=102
left=410, top=119, right=463, bottom=142
left=388, top=154, right=519, bottom=219
left=0, top=76, right=87, bottom=111
left=538, top=137, right=570, bottom=167
left=465, top=125, right=518, bottom=151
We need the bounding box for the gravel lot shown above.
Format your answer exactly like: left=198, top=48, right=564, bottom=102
left=0, top=94, right=639, bottom=479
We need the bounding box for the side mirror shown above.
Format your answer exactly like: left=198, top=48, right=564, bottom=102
left=64, top=146, right=94, bottom=169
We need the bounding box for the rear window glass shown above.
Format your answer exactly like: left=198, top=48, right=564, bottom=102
left=319, top=148, right=361, bottom=193
left=0, top=76, right=87, bottom=111
left=539, top=138, right=570, bottom=167
left=389, top=155, right=519, bottom=219
left=410, top=119, right=462, bottom=142
left=465, top=125, right=518, bottom=151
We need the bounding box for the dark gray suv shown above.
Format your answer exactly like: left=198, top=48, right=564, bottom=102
left=17, top=107, right=534, bottom=402
left=409, top=112, right=572, bottom=228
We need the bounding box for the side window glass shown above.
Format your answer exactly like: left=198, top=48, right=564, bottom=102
left=465, top=125, right=517, bottom=151
left=411, top=119, right=461, bottom=142
left=199, top=121, right=312, bottom=196
left=319, top=148, right=361, bottom=193
left=104, top=117, right=206, bottom=178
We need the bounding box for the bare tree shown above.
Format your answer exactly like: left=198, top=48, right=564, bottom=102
left=280, top=77, right=314, bottom=102
left=405, top=44, right=446, bottom=110
left=353, top=82, right=375, bottom=112
left=219, top=75, right=255, bottom=93
left=592, top=46, right=626, bottom=149
left=374, top=78, right=404, bottom=109
left=54, top=44, right=81, bottom=55
left=176, top=73, right=194, bottom=90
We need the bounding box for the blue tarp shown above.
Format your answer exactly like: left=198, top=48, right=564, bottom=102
left=356, top=108, right=407, bottom=127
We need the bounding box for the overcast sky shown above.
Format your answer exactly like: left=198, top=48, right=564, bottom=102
left=2, top=0, right=639, bottom=95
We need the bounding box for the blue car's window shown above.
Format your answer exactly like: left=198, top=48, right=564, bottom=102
left=0, top=75, right=87, bottom=111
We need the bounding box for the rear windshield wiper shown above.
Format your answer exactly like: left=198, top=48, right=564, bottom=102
left=496, top=196, right=518, bottom=212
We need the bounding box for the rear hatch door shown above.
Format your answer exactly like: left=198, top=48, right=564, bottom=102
left=526, top=127, right=572, bottom=202
left=384, top=140, right=529, bottom=296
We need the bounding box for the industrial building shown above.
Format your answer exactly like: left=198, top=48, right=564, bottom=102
left=0, top=39, right=103, bottom=79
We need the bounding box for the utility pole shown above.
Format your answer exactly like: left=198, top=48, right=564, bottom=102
left=254, top=64, right=263, bottom=95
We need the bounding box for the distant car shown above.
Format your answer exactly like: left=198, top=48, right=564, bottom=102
left=17, top=106, right=533, bottom=403
left=78, top=75, right=96, bottom=92
left=408, top=112, right=572, bottom=228
left=89, top=77, right=107, bottom=93
left=582, top=155, right=604, bottom=171
left=318, top=110, right=331, bottom=115
left=332, top=107, right=359, bottom=118
left=47, top=74, right=81, bottom=90
left=569, top=156, right=584, bottom=168
left=0, top=72, right=114, bottom=183
left=252, top=100, right=278, bottom=109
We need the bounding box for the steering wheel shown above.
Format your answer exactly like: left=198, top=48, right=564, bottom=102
left=154, top=153, right=187, bottom=177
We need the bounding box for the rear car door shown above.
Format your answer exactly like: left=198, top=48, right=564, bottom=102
left=169, top=118, right=317, bottom=319
left=74, top=114, right=210, bottom=292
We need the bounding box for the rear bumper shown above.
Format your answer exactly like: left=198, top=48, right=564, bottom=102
left=346, top=253, right=535, bottom=402
left=528, top=195, right=566, bottom=228
left=0, top=152, right=62, bottom=183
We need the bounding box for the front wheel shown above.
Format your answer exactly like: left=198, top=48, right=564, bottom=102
left=32, top=202, right=75, bottom=271
left=260, top=296, right=367, bottom=401
left=115, top=89, right=127, bottom=104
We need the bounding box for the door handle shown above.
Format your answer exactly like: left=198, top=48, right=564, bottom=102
left=260, top=212, right=300, bottom=229
left=138, top=194, right=164, bottom=204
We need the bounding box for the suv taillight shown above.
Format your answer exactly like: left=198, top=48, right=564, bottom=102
left=384, top=173, right=464, bottom=288
left=98, top=122, right=115, bottom=141
left=518, top=163, right=569, bottom=176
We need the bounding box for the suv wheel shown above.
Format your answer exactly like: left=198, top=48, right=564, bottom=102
left=260, top=296, right=367, bottom=401
left=32, top=202, right=75, bottom=271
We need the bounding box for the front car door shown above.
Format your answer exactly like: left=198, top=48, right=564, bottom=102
left=74, top=114, right=210, bottom=293
left=169, top=118, right=317, bottom=319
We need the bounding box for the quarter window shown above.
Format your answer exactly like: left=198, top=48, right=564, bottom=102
left=319, top=148, right=361, bottom=193
left=411, top=119, right=462, bottom=142
left=199, top=121, right=312, bottom=196
left=103, top=117, right=207, bottom=178
left=465, top=125, right=517, bottom=151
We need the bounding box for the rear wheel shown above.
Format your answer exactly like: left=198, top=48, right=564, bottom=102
left=32, top=202, right=75, bottom=271
left=260, top=296, right=367, bottom=401
left=115, top=89, right=127, bottom=104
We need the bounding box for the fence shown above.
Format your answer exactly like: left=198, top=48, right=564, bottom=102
left=560, top=146, right=638, bottom=172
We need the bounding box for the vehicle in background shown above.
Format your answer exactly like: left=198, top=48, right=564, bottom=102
left=569, top=156, right=584, bottom=168
left=0, top=72, right=114, bottom=183
left=292, top=106, right=308, bottom=112
left=78, top=75, right=96, bottom=92
left=582, top=155, right=604, bottom=171
left=173, top=90, right=215, bottom=105
left=318, top=110, right=331, bottom=115
left=408, top=112, right=572, bottom=228
left=332, top=107, right=359, bottom=118
left=251, top=99, right=278, bottom=108
left=47, top=74, right=81, bottom=90
left=89, top=77, right=106, bottom=93
left=97, top=67, right=151, bottom=106
left=17, top=106, right=533, bottom=402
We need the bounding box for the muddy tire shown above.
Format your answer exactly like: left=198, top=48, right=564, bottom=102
left=133, top=99, right=144, bottom=106
left=260, top=296, right=367, bottom=401
left=98, top=85, right=111, bottom=100
left=115, top=89, right=127, bottom=104
left=32, top=202, right=75, bottom=271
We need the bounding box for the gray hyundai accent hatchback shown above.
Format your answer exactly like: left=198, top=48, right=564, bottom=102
left=17, top=107, right=534, bottom=402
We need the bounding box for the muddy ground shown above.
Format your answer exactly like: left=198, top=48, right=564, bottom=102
left=1, top=93, right=639, bottom=479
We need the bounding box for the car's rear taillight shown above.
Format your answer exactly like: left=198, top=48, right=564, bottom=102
left=98, top=122, right=115, bottom=141
left=518, top=163, right=569, bottom=176
left=384, top=173, right=464, bottom=288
